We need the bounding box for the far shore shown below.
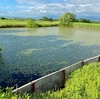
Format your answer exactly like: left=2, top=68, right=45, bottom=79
left=0, top=19, right=100, bottom=29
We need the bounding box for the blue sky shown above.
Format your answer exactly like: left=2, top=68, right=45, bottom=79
left=0, top=0, right=100, bottom=20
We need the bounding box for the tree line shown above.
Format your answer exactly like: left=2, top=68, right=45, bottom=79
left=1, top=12, right=100, bottom=27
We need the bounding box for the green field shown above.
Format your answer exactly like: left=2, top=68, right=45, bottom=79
left=0, top=19, right=27, bottom=27
left=0, top=19, right=59, bottom=28
left=0, top=19, right=100, bottom=29
left=73, top=22, right=100, bottom=29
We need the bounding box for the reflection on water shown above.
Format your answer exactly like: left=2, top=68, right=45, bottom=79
left=59, top=27, right=100, bottom=46
left=0, top=27, right=100, bottom=88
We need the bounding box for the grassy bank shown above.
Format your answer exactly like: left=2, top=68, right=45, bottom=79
left=37, top=20, right=59, bottom=27
left=0, top=19, right=59, bottom=28
left=0, top=19, right=27, bottom=28
left=1, top=62, right=100, bottom=99
left=0, top=19, right=100, bottom=29
left=73, top=22, right=100, bottom=29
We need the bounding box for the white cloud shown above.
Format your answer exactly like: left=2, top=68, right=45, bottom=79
left=1, top=0, right=100, bottom=19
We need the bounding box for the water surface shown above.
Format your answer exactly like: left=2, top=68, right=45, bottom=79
left=0, top=27, right=100, bottom=88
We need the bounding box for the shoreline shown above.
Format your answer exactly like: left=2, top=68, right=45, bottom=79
left=0, top=22, right=100, bottom=29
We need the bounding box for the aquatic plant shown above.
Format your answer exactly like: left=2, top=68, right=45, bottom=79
left=0, top=87, right=31, bottom=99
left=31, top=62, right=100, bottom=99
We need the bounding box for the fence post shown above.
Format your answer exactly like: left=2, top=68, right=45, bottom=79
left=98, top=56, right=100, bottom=62
left=62, top=69, right=66, bottom=88
left=32, top=82, right=35, bottom=93
left=81, top=61, right=84, bottom=67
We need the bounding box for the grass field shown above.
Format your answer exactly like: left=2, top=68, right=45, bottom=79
left=73, top=22, right=100, bottom=29
left=37, top=20, right=59, bottom=27
left=0, top=19, right=59, bottom=28
left=0, top=19, right=27, bottom=27
left=0, top=19, right=100, bottom=29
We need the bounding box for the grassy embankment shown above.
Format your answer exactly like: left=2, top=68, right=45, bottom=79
left=0, top=19, right=27, bottom=28
left=73, top=22, right=100, bottom=29
left=0, top=62, right=100, bottom=99
left=0, top=19, right=100, bottom=29
left=0, top=19, right=59, bottom=28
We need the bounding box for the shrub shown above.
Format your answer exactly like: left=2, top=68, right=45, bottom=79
left=0, top=87, right=31, bottom=99
left=26, top=19, right=40, bottom=28
left=52, top=62, right=100, bottom=99
left=59, top=12, right=76, bottom=27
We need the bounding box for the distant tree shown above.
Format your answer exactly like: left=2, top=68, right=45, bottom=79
left=42, top=16, right=48, bottom=21
left=59, top=12, right=76, bottom=26
left=41, top=16, right=53, bottom=21
left=79, top=18, right=91, bottom=23
left=26, top=18, right=35, bottom=21
left=0, top=17, right=6, bottom=20
left=48, top=18, right=53, bottom=22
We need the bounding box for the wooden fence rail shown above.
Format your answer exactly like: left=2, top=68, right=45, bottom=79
left=13, top=55, right=100, bottom=94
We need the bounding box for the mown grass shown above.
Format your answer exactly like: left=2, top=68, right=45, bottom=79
left=0, top=62, right=100, bottom=99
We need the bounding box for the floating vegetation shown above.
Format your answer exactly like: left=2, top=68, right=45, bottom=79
left=0, top=47, right=2, bottom=51
left=0, top=27, right=100, bottom=89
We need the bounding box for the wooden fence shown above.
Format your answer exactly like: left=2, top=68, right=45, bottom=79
left=13, top=55, right=100, bottom=94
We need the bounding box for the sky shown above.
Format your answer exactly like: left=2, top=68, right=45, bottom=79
left=0, top=0, right=100, bottom=20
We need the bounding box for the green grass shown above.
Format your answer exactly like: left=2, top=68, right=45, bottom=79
left=0, top=19, right=27, bottom=28
left=0, top=19, right=100, bottom=29
left=0, top=19, right=59, bottom=28
left=52, top=62, right=100, bottom=99
left=31, top=62, right=100, bottom=99
left=0, top=87, right=31, bottom=99
left=37, top=20, right=59, bottom=27
left=1, top=62, right=100, bottom=99
left=73, top=22, right=100, bottom=29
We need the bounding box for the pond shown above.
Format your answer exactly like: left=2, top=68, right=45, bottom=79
left=0, top=27, right=100, bottom=88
